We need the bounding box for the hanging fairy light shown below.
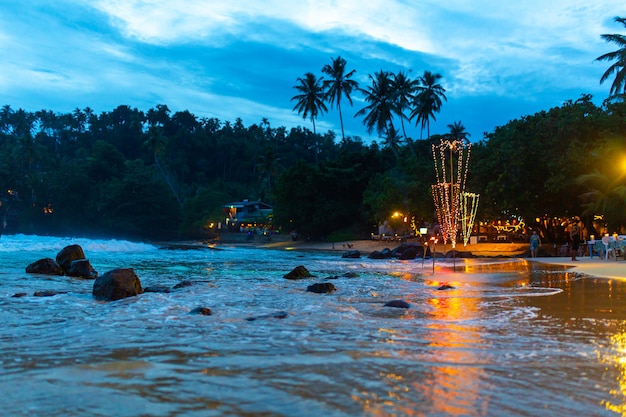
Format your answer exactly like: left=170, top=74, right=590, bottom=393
left=460, top=192, right=480, bottom=246
left=431, top=138, right=478, bottom=248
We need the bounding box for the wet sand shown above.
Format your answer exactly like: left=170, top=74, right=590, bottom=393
left=260, top=238, right=626, bottom=280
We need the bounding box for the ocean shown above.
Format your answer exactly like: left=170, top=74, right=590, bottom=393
left=1, top=234, right=625, bottom=416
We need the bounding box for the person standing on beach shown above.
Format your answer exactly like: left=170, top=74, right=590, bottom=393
left=570, top=223, right=581, bottom=261
left=529, top=231, right=541, bottom=258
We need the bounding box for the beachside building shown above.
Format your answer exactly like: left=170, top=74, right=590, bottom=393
left=222, top=200, right=273, bottom=230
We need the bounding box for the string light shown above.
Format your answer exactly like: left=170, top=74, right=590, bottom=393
left=431, top=138, right=478, bottom=248
left=460, top=192, right=479, bottom=246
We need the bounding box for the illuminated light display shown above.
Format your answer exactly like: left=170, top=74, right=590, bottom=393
left=431, top=138, right=479, bottom=248
left=460, top=192, right=479, bottom=246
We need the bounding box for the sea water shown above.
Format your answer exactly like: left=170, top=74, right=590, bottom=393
left=1, top=234, right=625, bottom=416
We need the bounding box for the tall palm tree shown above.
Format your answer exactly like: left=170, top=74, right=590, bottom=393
left=391, top=71, right=418, bottom=140
left=143, top=125, right=182, bottom=208
left=596, top=17, right=626, bottom=99
left=355, top=70, right=396, bottom=139
left=321, top=56, right=358, bottom=141
left=410, top=71, right=447, bottom=139
left=291, top=72, right=328, bottom=135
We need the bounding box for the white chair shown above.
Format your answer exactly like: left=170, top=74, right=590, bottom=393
left=602, top=236, right=616, bottom=261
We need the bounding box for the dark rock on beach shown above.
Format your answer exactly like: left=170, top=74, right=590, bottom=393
left=342, top=250, right=361, bottom=259
left=34, top=290, right=68, bottom=297
left=56, top=244, right=86, bottom=274
left=245, top=311, right=289, bottom=321
left=189, top=307, right=212, bottom=315
left=306, top=282, right=336, bottom=293
left=384, top=300, right=411, bottom=309
left=66, top=259, right=98, bottom=279
left=173, top=280, right=193, bottom=289
left=25, top=258, right=64, bottom=275
left=368, top=248, right=392, bottom=259
left=437, top=284, right=455, bottom=290
left=93, top=268, right=143, bottom=301
left=283, top=265, right=314, bottom=280
left=144, top=285, right=171, bottom=293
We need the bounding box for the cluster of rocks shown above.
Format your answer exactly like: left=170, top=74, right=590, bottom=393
left=18, top=247, right=419, bottom=317
left=23, top=244, right=142, bottom=301
left=342, top=242, right=477, bottom=260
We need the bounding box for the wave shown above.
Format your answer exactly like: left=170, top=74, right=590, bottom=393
left=0, top=234, right=158, bottom=253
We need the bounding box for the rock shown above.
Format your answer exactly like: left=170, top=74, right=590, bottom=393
left=173, top=280, right=193, bottom=289
left=245, top=311, right=289, bottom=321
left=368, top=248, right=392, bottom=259
left=143, top=285, right=171, bottom=293
left=56, top=244, right=86, bottom=274
left=437, top=284, right=455, bottom=290
left=66, top=259, right=98, bottom=279
left=392, top=243, right=425, bottom=260
left=306, top=282, right=336, bottom=293
left=384, top=300, right=411, bottom=309
left=189, top=307, right=212, bottom=315
left=93, top=268, right=143, bottom=301
left=34, top=290, right=67, bottom=297
left=12, top=292, right=28, bottom=298
left=343, top=272, right=359, bottom=278
left=283, top=265, right=314, bottom=280
left=25, top=258, right=63, bottom=275
left=342, top=250, right=361, bottom=258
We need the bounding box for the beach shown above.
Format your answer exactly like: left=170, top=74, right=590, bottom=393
left=260, top=238, right=626, bottom=280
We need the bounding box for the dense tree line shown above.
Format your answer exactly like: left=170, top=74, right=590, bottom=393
left=0, top=95, right=625, bottom=242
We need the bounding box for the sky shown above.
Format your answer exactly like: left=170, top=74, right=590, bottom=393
left=1, top=1, right=625, bottom=143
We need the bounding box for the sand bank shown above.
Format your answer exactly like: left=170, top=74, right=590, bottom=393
left=259, top=238, right=626, bottom=280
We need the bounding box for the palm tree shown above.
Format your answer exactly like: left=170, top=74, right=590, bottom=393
left=355, top=70, right=396, bottom=139
left=291, top=72, right=328, bottom=135
left=596, top=17, right=626, bottom=99
left=578, top=170, right=626, bottom=232
left=391, top=71, right=418, bottom=140
left=447, top=121, right=471, bottom=142
left=410, top=71, right=447, bottom=139
left=321, top=56, right=358, bottom=141
left=143, top=125, right=182, bottom=208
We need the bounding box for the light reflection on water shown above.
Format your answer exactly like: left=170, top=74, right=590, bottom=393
left=1, top=235, right=626, bottom=416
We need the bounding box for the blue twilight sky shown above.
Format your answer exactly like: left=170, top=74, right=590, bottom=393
left=1, top=1, right=624, bottom=143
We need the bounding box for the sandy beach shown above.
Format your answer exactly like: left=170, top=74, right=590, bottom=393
left=260, top=238, right=626, bottom=280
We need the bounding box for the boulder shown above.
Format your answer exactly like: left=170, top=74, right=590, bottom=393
left=245, top=311, right=289, bottom=321
left=25, top=258, right=64, bottom=275
left=173, top=280, right=193, bottom=289
left=56, top=244, right=86, bottom=274
left=391, top=243, right=425, bottom=259
left=66, top=259, right=98, bottom=279
left=283, top=265, right=314, bottom=280
left=368, top=248, right=392, bottom=259
left=384, top=300, right=411, bottom=309
left=34, top=290, right=67, bottom=297
left=306, top=282, right=336, bottom=293
left=93, top=268, right=143, bottom=301
left=143, top=285, right=171, bottom=293
left=189, top=307, right=212, bottom=315
left=342, top=250, right=361, bottom=259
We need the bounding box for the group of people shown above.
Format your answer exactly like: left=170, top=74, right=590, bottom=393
left=529, top=223, right=581, bottom=261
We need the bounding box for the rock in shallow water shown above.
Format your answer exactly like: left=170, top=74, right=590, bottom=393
left=384, top=300, right=411, bottom=309
left=93, top=268, right=143, bottom=301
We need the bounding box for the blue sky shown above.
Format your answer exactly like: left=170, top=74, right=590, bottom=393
left=1, top=1, right=624, bottom=143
